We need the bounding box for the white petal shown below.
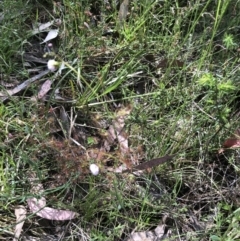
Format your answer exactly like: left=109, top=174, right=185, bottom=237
left=47, top=59, right=59, bottom=71
left=90, top=164, right=99, bottom=176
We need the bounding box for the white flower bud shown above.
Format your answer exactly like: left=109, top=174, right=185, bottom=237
left=89, top=164, right=99, bottom=176
left=47, top=59, right=59, bottom=71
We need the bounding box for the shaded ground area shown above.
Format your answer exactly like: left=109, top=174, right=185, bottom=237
left=0, top=0, right=240, bottom=240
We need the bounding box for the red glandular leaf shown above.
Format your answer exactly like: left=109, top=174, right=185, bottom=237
left=223, top=129, right=240, bottom=148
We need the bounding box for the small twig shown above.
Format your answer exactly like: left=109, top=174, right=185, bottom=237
left=69, top=137, right=86, bottom=151
left=68, top=107, right=86, bottom=150
left=69, top=107, right=77, bottom=139
left=193, top=101, right=216, bottom=120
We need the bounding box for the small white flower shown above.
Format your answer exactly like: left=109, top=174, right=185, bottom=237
left=47, top=59, right=59, bottom=71
left=89, top=164, right=99, bottom=176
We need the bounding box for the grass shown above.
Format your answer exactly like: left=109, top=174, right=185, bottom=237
left=1, top=0, right=240, bottom=240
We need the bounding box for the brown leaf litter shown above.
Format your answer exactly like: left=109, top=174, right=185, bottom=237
left=36, top=104, right=171, bottom=186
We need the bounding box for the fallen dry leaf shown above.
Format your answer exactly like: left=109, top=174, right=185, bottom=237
left=102, top=105, right=134, bottom=170
left=125, top=224, right=169, bottom=241
left=126, top=231, right=155, bottom=241
left=22, top=53, right=47, bottom=64
left=13, top=206, right=27, bottom=241
left=27, top=197, right=77, bottom=220
left=0, top=70, right=50, bottom=102
left=118, top=0, right=129, bottom=22
left=59, top=106, right=70, bottom=138
left=123, top=155, right=174, bottom=173
left=27, top=170, right=78, bottom=221
left=37, top=79, right=52, bottom=99
left=104, top=105, right=132, bottom=156
left=41, top=29, right=59, bottom=43
left=113, top=105, right=132, bottom=155
left=32, top=20, right=58, bottom=35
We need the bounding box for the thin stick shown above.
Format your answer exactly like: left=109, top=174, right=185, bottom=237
left=193, top=101, right=216, bottom=120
